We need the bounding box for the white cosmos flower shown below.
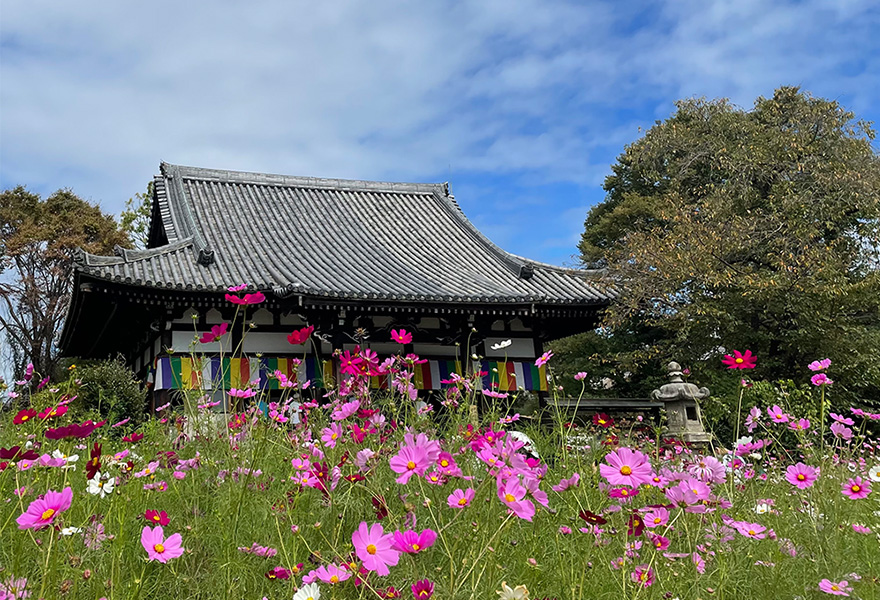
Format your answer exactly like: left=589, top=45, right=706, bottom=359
left=60, top=527, right=83, bottom=536
left=293, top=583, right=321, bottom=600
left=52, top=449, right=79, bottom=469
left=754, top=503, right=772, bottom=514
left=497, top=581, right=529, bottom=599
left=868, top=465, right=880, bottom=483
left=86, top=473, right=115, bottom=498
left=491, top=339, right=513, bottom=350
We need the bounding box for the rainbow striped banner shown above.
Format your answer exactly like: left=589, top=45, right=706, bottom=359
left=152, top=356, right=332, bottom=390
left=480, top=360, right=548, bottom=392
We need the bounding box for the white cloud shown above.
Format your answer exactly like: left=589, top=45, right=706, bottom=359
left=1, top=0, right=877, bottom=265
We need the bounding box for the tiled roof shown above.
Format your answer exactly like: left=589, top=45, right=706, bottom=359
left=74, top=163, right=614, bottom=305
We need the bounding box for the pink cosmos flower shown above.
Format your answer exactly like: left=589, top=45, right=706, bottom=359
left=0, top=576, right=29, bottom=599
left=332, top=399, right=360, bottom=421
left=852, top=524, right=871, bottom=534
left=321, top=424, right=344, bottom=448
left=411, top=579, right=434, bottom=599
left=819, top=579, right=852, bottom=596
left=389, top=444, right=431, bottom=484
left=643, top=507, right=669, bottom=528
left=16, top=487, right=72, bottom=530
left=535, top=351, right=553, bottom=367
left=497, top=476, right=536, bottom=521
left=287, top=325, right=314, bottom=345
left=391, top=329, right=412, bottom=344
left=830, top=422, right=853, bottom=441
left=722, top=349, right=756, bottom=369
left=811, top=373, right=833, bottom=386
left=785, top=463, right=818, bottom=489
left=687, top=456, right=725, bottom=484
left=574, top=371, right=587, bottom=381
left=768, top=405, right=790, bottom=423
left=227, top=283, right=248, bottom=292
left=808, top=358, right=831, bottom=371
left=447, top=488, right=475, bottom=509
left=391, top=529, right=437, bottom=554
left=352, top=522, right=400, bottom=576
left=310, top=564, right=352, bottom=585
left=552, top=473, right=581, bottom=492
left=788, top=418, right=811, bottom=432
left=732, top=521, right=767, bottom=540
left=631, top=565, right=655, bottom=588
left=599, top=447, right=653, bottom=487
left=228, top=388, right=257, bottom=399
left=140, top=526, right=184, bottom=563
left=841, top=477, right=871, bottom=500
left=647, top=532, right=670, bottom=550
left=830, top=412, right=855, bottom=425
left=745, top=406, right=762, bottom=432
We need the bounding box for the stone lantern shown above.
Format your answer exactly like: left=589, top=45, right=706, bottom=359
left=651, top=361, right=711, bottom=444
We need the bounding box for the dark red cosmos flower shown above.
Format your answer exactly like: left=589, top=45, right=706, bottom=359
left=264, top=567, right=290, bottom=580
left=628, top=512, right=645, bottom=537
left=13, top=409, right=37, bottom=424
left=344, top=473, right=365, bottom=483
left=579, top=510, right=607, bottom=525
left=144, top=509, right=170, bottom=526
left=372, top=496, right=389, bottom=520
left=86, top=443, right=102, bottom=480
left=593, top=413, right=614, bottom=428
left=0, top=446, right=39, bottom=460
left=378, top=586, right=401, bottom=598
left=45, top=420, right=105, bottom=440
left=122, top=432, right=144, bottom=443
left=287, top=325, right=314, bottom=346
left=225, top=291, right=266, bottom=305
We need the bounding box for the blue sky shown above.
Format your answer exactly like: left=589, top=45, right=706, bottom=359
left=1, top=0, right=878, bottom=266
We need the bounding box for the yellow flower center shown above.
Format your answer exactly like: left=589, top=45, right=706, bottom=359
left=832, top=585, right=839, bottom=591
left=50, top=410, right=57, bottom=416
left=145, top=468, right=151, bottom=474
left=366, top=544, right=377, bottom=555
left=735, top=357, right=744, bottom=364
left=22, top=415, right=29, bottom=421
left=407, top=461, right=416, bottom=470
left=504, top=493, right=516, bottom=502
left=41, top=508, right=56, bottom=520
left=620, top=466, right=632, bottom=476
left=748, top=530, right=756, bottom=536
left=598, top=419, right=606, bottom=425
left=412, top=543, right=420, bottom=551
left=621, top=489, right=629, bottom=496
left=154, top=543, right=165, bottom=553
left=330, top=575, right=339, bottom=583
left=852, top=485, right=861, bottom=492
left=653, top=517, right=661, bottom=524
left=331, top=433, right=337, bottom=440
left=458, top=498, right=467, bottom=506
left=440, top=460, right=449, bottom=467
left=797, top=474, right=805, bottom=481
left=92, top=458, right=99, bottom=466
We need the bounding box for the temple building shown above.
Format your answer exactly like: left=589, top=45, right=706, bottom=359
left=59, top=163, right=613, bottom=407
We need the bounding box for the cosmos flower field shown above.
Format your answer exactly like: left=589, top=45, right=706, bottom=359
left=1, top=306, right=879, bottom=598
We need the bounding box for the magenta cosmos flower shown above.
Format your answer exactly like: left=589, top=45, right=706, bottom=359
left=819, top=579, right=852, bottom=596
left=225, top=291, right=265, bottom=305
left=732, top=521, right=767, bottom=540
left=141, top=526, right=184, bottom=563
left=631, top=565, right=655, bottom=588
left=411, top=579, right=434, bottom=599
left=447, top=488, right=475, bottom=508
left=497, top=476, right=535, bottom=521
left=722, top=349, right=756, bottom=369
left=785, top=463, right=818, bottom=489
left=535, top=351, right=553, bottom=367
left=599, top=447, right=653, bottom=487
left=16, top=487, right=72, bottom=530
left=841, top=477, right=871, bottom=500
left=391, top=328, right=412, bottom=344
left=808, top=358, right=831, bottom=371
left=391, top=529, right=437, bottom=554
left=811, top=373, right=833, bottom=386
left=352, top=522, right=400, bottom=576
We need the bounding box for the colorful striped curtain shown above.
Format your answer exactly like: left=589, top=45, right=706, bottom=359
left=480, top=360, right=548, bottom=392
left=151, top=356, right=548, bottom=392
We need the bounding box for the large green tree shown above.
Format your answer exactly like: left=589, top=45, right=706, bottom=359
left=578, top=87, right=880, bottom=405
left=0, top=187, right=131, bottom=379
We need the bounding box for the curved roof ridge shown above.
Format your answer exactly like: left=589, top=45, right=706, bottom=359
left=74, top=238, right=194, bottom=268
left=161, top=161, right=447, bottom=195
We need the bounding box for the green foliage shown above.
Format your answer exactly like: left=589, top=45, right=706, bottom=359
left=578, top=87, right=880, bottom=408
left=120, top=181, right=154, bottom=250
left=0, top=186, right=131, bottom=377
left=69, top=358, right=147, bottom=428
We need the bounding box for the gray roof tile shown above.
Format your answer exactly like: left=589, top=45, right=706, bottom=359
left=75, top=163, right=614, bottom=305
